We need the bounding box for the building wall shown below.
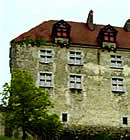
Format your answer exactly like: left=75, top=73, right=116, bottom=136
left=0, top=114, right=4, bottom=136
left=10, top=44, right=130, bottom=128
left=0, top=125, right=4, bottom=136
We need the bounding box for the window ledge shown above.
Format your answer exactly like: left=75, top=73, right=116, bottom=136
left=68, top=63, right=83, bottom=66
left=120, top=124, right=128, bottom=127
left=40, top=62, right=52, bottom=64
left=70, top=88, right=82, bottom=90
left=39, top=86, right=53, bottom=88
left=110, top=66, right=123, bottom=70
left=112, top=90, right=125, bottom=93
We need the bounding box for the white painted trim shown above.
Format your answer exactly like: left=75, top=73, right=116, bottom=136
left=111, top=77, right=126, bottom=93
left=68, top=50, right=84, bottom=66
left=39, top=49, right=54, bottom=64
left=68, top=73, right=83, bottom=90
left=110, top=54, right=123, bottom=69
left=38, top=71, right=53, bottom=88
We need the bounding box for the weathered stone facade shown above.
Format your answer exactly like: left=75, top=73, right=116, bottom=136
left=10, top=43, right=130, bottom=130
left=0, top=114, right=4, bottom=136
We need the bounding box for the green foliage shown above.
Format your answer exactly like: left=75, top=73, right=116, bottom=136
left=0, top=136, right=20, bottom=140
left=10, top=39, right=53, bottom=46
left=29, top=114, right=63, bottom=139
left=59, top=131, right=113, bottom=140
left=93, top=132, right=112, bottom=140
left=0, top=68, right=62, bottom=139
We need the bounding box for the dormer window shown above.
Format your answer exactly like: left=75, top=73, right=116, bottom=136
left=98, top=25, right=117, bottom=43
left=52, top=20, right=71, bottom=45
left=98, top=25, right=118, bottom=51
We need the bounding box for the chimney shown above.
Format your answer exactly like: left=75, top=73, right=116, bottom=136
left=124, top=19, right=130, bottom=32
left=87, top=10, right=94, bottom=31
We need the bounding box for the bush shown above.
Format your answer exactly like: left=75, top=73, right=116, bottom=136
left=93, top=132, right=112, bottom=140
left=0, top=136, right=20, bottom=140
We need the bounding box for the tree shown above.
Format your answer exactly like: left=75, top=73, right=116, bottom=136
left=0, top=68, right=62, bottom=140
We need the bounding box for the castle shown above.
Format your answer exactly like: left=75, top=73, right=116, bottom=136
left=9, top=10, right=130, bottom=136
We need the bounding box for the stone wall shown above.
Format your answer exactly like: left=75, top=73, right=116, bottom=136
left=0, top=114, right=4, bottom=136
left=10, top=43, right=130, bottom=129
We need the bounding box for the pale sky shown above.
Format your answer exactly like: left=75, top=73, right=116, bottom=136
left=0, top=0, right=130, bottom=92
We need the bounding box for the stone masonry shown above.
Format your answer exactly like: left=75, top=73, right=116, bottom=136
left=10, top=43, right=130, bottom=129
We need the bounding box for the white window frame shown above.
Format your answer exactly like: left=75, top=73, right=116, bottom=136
left=39, top=72, right=53, bottom=88
left=69, top=74, right=83, bottom=90
left=39, top=49, right=53, bottom=64
left=68, top=50, right=83, bottom=65
left=110, top=55, right=123, bottom=68
left=111, top=77, right=125, bottom=93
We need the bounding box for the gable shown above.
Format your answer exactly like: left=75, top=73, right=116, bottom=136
left=101, top=24, right=117, bottom=33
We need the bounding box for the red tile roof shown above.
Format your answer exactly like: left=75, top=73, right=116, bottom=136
left=14, top=20, right=130, bottom=49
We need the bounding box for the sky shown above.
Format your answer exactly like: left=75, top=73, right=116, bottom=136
left=0, top=0, right=130, bottom=92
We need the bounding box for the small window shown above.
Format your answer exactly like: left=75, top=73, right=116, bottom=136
left=122, top=117, right=128, bottom=125
left=40, top=50, right=52, bottom=64
left=104, top=36, right=109, bottom=41
left=56, top=28, right=68, bottom=38
left=111, top=55, right=122, bottom=68
left=62, top=113, right=68, bottom=122
left=57, top=32, right=61, bottom=37
left=69, top=51, right=83, bottom=65
left=104, top=32, right=115, bottom=42
left=69, top=74, right=82, bottom=90
left=112, top=77, right=125, bottom=93
left=39, top=72, right=53, bottom=87
left=110, top=37, right=114, bottom=41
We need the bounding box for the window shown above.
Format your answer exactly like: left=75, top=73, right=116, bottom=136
left=69, top=74, right=82, bottom=89
left=104, top=32, right=115, bottom=42
left=111, top=55, right=122, bottom=68
left=40, top=50, right=52, bottom=64
left=56, top=28, right=68, bottom=37
left=122, top=117, right=128, bottom=125
left=62, top=113, right=68, bottom=122
left=112, top=77, right=125, bottom=93
left=69, top=51, right=83, bottom=65
left=52, top=20, right=71, bottom=39
left=39, top=72, right=53, bottom=87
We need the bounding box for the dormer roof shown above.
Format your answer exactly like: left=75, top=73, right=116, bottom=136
left=100, top=24, right=117, bottom=33
left=53, top=20, right=71, bottom=29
